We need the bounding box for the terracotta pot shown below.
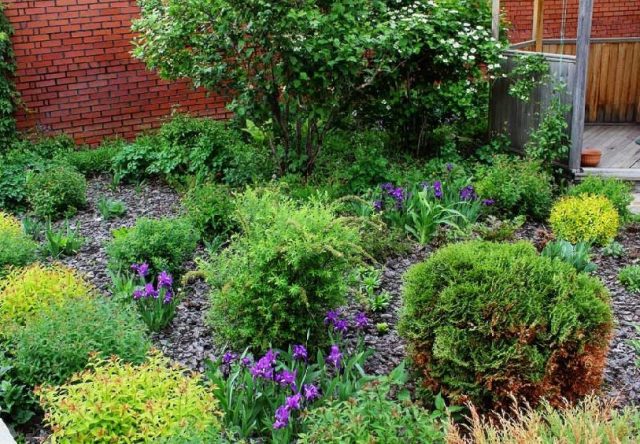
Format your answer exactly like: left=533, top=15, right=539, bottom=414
left=581, top=148, right=602, bottom=167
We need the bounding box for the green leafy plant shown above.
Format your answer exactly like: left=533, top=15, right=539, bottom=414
left=473, top=215, right=526, bottom=241
left=405, top=188, right=466, bottom=244
left=0, top=346, right=36, bottom=427
left=550, top=194, right=620, bottom=246
left=42, top=220, right=85, bottom=257
left=0, top=3, right=18, bottom=149
left=202, top=188, right=363, bottom=350
left=399, top=241, right=612, bottom=411
left=63, top=140, right=123, bottom=176
left=541, top=240, right=597, bottom=273
left=376, top=322, right=389, bottom=335
left=182, top=183, right=236, bottom=242
left=7, top=297, right=150, bottom=388
left=106, top=217, right=199, bottom=278
left=619, top=265, right=640, bottom=294
left=508, top=54, right=551, bottom=101
left=350, top=266, right=390, bottom=313
left=476, top=155, right=554, bottom=220
left=26, top=164, right=87, bottom=219
left=569, top=176, right=634, bottom=222
left=299, top=363, right=450, bottom=444
left=0, top=212, right=37, bottom=277
left=96, top=196, right=127, bottom=220
left=602, top=241, right=625, bottom=258
left=21, top=215, right=43, bottom=240
left=129, top=265, right=180, bottom=332
left=525, top=97, right=571, bottom=170
left=37, top=351, right=222, bottom=443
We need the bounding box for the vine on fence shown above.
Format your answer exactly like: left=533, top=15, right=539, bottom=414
left=0, top=3, right=18, bottom=149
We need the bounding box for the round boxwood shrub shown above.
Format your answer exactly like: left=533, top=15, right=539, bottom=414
left=203, top=188, right=363, bottom=350
left=182, top=183, right=236, bottom=242
left=9, top=297, right=150, bottom=387
left=26, top=164, right=87, bottom=219
left=0, top=263, right=93, bottom=335
left=550, top=194, right=619, bottom=246
left=568, top=176, right=633, bottom=221
left=106, top=217, right=199, bottom=278
left=399, top=241, right=612, bottom=411
left=37, top=351, right=222, bottom=443
left=0, top=211, right=37, bottom=276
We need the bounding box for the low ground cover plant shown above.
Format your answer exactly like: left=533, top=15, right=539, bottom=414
left=400, top=241, right=613, bottom=411
left=203, top=188, right=363, bottom=350
left=63, top=140, right=123, bottom=177
left=619, top=265, right=640, bottom=294
left=0, top=211, right=37, bottom=276
left=0, top=263, right=93, bottom=335
left=550, top=194, right=620, bottom=246
left=96, top=196, right=127, bottom=220
left=106, top=216, right=198, bottom=278
left=37, top=352, right=222, bottom=443
left=542, top=240, right=597, bottom=273
left=26, top=164, right=87, bottom=219
left=42, top=220, right=85, bottom=258
left=602, top=241, right=625, bottom=258
left=569, top=176, right=634, bottom=222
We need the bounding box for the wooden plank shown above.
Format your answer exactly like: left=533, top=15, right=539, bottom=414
left=532, top=0, right=545, bottom=52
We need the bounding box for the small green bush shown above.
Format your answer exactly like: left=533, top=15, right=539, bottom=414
left=106, top=217, right=199, bottom=277
left=64, top=140, right=123, bottom=176
left=475, top=155, right=553, bottom=220
left=399, top=241, right=612, bottom=411
left=550, top=194, right=620, bottom=246
left=619, top=265, right=640, bottom=294
left=38, top=352, right=222, bottom=443
left=203, top=188, right=362, bottom=350
left=182, top=183, right=236, bottom=242
left=8, top=297, right=150, bottom=387
left=26, top=164, right=87, bottom=219
left=569, top=176, right=634, bottom=221
left=0, top=212, right=37, bottom=276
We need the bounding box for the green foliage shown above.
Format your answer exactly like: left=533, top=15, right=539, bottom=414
left=0, top=3, right=18, bottom=149
left=508, top=54, right=551, bottom=101
left=299, top=365, right=449, bottom=444
left=130, top=270, right=179, bottom=332
left=619, top=265, right=640, bottom=294
left=569, top=176, right=634, bottom=221
left=42, top=220, right=85, bottom=258
left=0, top=346, right=36, bottom=427
left=133, top=0, right=505, bottom=173
left=37, top=352, right=222, bottom=443
left=0, top=212, right=37, bottom=277
left=541, top=240, right=597, bottom=273
left=399, top=241, right=612, bottom=410
left=405, top=187, right=467, bottom=244
left=96, top=196, right=127, bottom=220
left=476, top=155, right=554, bottom=220
left=182, top=183, right=236, bottom=242
left=112, top=114, right=271, bottom=185
left=26, top=164, right=87, bottom=219
left=602, top=241, right=625, bottom=258
left=525, top=97, right=571, bottom=170
left=473, top=215, right=525, bottom=242
left=349, top=266, right=390, bottom=313
left=63, top=140, right=123, bottom=176
left=7, top=297, right=150, bottom=388
left=202, top=188, right=362, bottom=350
left=106, top=217, right=199, bottom=278
left=376, top=322, right=389, bottom=334
left=550, top=194, right=620, bottom=246
left=0, top=264, right=94, bottom=335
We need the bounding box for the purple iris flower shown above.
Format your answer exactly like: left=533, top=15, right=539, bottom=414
left=433, top=181, right=443, bottom=199
left=292, top=344, right=308, bottom=361
left=303, top=383, right=321, bottom=401
left=131, top=262, right=149, bottom=277
left=273, top=405, right=290, bottom=430
left=144, top=283, right=158, bottom=299
left=327, top=345, right=342, bottom=369
left=381, top=182, right=394, bottom=193
left=163, top=289, right=173, bottom=304
left=222, top=352, right=237, bottom=365
left=133, top=288, right=144, bottom=300
left=285, top=393, right=303, bottom=410
left=250, top=349, right=278, bottom=380
left=157, top=271, right=173, bottom=288
left=276, top=369, right=297, bottom=390
left=459, top=185, right=477, bottom=201
left=354, top=312, right=370, bottom=329
left=482, top=199, right=495, bottom=206
left=241, top=356, right=252, bottom=367
left=334, top=318, right=348, bottom=334
left=324, top=310, right=340, bottom=326
left=373, top=200, right=383, bottom=212
left=446, top=163, right=454, bottom=172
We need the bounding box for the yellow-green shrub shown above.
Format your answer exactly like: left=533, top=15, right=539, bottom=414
left=0, top=212, right=37, bottom=276
left=0, top=263, right=93, bottom=334
left=0, top=211, right=21, bottom=235
left=550, top=194, right=619, bottom=246
left=38, top=352, right=222, bottom=443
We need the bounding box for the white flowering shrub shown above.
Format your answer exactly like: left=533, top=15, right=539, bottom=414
left=133, top=0, right=506, bottom=173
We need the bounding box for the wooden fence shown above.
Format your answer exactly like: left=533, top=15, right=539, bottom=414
left=514, top=38, right=640, bottom=123
left=489, top=50, right=576, bottom=155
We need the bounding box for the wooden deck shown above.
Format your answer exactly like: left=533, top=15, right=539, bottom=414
left=582, top=124, right=640, bottom=168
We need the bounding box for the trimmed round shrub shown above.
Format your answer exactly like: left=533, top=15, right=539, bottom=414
left=26, top=164, right=87, bottom=219
left=203, top=188, right=363, bottom=350
left=182, top=183, right=236, bottom=242
left=550, top=194, right=619, bottom=246
left=64, top=141, right=123, bottom=176
left=37, top=352, right=222, bottom=443
left=9, top=297, right=150, bottom=387
left=106, top=217, right=199, bottom=278
left=0, top=212, right=37, bottom=276
left=399, top=241, right=612, bottom=411
left=475, top=155, right=553, bottom=220
left=568, top=176, right=633, bottom=221
left=0, top=263, right=93, bottom=334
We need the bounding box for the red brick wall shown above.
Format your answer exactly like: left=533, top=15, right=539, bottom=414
left=503, top=0, right=640, bottom=43
left=5, top=0, right=231, bottom=145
